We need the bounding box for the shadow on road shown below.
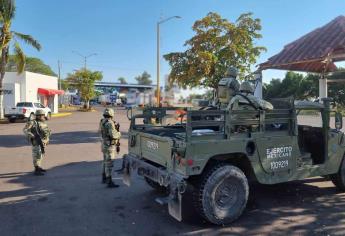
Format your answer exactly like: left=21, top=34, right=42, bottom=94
left=0, top=131, right=101, bottom=147
left=0, top=160, right=345, bottom=235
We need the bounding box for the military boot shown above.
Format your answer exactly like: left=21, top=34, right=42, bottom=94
left=107, top=176, right=119, bottom=188
left=38, top=167, right=47, bottom=172
left=102, top=172, right=106, bottom=184
left=34, top=167, right=44, bottom=176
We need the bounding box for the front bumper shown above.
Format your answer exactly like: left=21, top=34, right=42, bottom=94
left=122, top=153, right=187, bottom=221
left=5, top=114, right=25, bottom=119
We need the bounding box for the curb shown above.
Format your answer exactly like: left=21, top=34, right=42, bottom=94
left=52, top=112, right=72, bottom=118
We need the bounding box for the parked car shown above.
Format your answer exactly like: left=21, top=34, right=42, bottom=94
left=5, top=102, right=52, bottom=123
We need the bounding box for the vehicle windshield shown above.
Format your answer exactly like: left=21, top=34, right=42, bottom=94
left=16, top=102, right=33, bottom=107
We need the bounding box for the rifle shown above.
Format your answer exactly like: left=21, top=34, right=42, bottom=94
left=114, top=122, right=120, bottom=153
left=32, top=121, right=45, bottom=154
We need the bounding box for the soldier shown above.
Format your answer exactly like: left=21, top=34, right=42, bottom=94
left=216, top=67, right=240, bottom=109
left=99, top=108, right=121, bottom=188
left=229, top=81, right=273, bottom=111
left=23, top=109, right=51, bottom=176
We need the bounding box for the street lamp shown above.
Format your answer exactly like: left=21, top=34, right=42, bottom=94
left=72, top=50, right=97, bottom=70
left=156, top=15, right=181, bottom=107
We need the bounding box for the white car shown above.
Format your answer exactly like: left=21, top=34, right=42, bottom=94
left=5, top=102, right=52, bottom=122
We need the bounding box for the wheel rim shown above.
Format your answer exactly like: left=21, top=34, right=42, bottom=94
left=214, top=177, right=241, bottom=210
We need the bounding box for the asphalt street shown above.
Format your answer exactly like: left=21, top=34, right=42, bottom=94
left=0, top=107, right=344, bottom=236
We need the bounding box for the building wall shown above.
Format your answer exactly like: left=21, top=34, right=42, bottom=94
left=25, top=72, right=58, bottom=113
left=3, top=72, right=59, bottom=113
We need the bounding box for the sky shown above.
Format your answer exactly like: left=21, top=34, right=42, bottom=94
left=11, top=0, right=345, bottom=94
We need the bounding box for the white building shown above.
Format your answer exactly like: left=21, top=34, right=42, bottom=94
left=3, top=71, right=63, bottom=113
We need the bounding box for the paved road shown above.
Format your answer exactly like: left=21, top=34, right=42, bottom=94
left=0, top=108, right=345, bottom=236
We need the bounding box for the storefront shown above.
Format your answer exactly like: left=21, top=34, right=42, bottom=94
left=3, top=71, right=63, bottom=113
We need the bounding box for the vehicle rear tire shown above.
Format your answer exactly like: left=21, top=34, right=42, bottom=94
left=9, top=118, right=16, bottom=123
left=144, top=177, right=168, bottom=193
left=192, top=164, right=249, bottom=225
left=46, top=112, right=51, bottom=120
left=330, top=155, right=345, bottom=191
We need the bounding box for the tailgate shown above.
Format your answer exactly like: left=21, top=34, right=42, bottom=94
left=140, top=134, right=173, bottom=167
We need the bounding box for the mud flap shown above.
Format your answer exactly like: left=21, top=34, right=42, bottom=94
left=168, top=190, right=182, bottom=221
left=123, top=167, right=131, bottom=186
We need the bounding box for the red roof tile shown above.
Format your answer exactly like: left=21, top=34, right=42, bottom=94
left=260, top=16, right=345, bottom=73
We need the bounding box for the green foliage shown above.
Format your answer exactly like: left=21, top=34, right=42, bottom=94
left=263, top=71, right=345, bottom=107
left=60, top=79, right=69, bottom=90
left=66, top=69, right=103, bottom=109
left=164, top=12, right=266, bottom=89
left=135, top=71, right=152, bottom=85
left=0, top=0, right=41, bottom=119
left=117, top=77, right=127, bottom=84
left=6, top=55, right=56, bottom=76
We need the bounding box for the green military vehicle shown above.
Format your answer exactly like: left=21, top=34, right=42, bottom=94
left=122, top=90, right=345, bottom=225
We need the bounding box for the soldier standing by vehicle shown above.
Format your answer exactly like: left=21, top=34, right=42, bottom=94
left=99, top=108, right=121, bottom=188
left=23, top=109, right=51, bottom=176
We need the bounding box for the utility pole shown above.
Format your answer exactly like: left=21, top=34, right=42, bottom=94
left=72, top=51, right=97, bottom=70
left=58, top=60, right=61, bottom=90
left=156, top=16, right=181, bottom=107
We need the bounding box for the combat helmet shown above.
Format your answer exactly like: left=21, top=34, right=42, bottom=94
left=103, top=108, right=114, bottom=117
left=35, top=109, right=45, bottom=116
left=240, top=81, right=254, bottom=94
left=225, top=66, right=238, bottom=78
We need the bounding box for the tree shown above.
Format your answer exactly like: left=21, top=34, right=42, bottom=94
left=6, top=56, right=56, bottom=76
left=164, top=12, right=266, bottom=90
left=66, top=69, right=102, bottom=109
left=135, top=71, right=152, bottom=85
left=117, top=77, right=127, bottom=84
left=0, top=0, right=41, bottom=119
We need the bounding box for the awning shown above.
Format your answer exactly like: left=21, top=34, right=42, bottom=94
left=260, top=15, right=345, bottom=73
left=38, top=88, right=65, bottom=96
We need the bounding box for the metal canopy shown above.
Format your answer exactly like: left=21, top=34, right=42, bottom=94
left=260, top=16, right=345, bottom=73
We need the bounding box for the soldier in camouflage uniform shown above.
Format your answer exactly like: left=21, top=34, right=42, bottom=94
left=99, top=108, right=121, bottom=188
left=23, top=109, right=51, bottom=176
left=216, top=67, right=240, bottom=109
left=229, top=81, right=273, bottom=111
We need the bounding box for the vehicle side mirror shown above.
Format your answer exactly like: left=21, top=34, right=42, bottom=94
left=335, top=112, right=343, bottom=130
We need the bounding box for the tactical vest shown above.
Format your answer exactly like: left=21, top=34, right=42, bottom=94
left=100, top=118, right=113, bottom=142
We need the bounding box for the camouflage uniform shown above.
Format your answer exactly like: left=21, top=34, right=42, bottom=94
left=99, top=108, right=121, bottom=188
left=229, top=81, right=273, bottom=111
left=23, top=110, right=51, bottom=174
left=229, top=81, right=273, bottom=132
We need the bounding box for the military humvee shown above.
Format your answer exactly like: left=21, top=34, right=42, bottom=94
left=122, top=97, right=345, bottom=225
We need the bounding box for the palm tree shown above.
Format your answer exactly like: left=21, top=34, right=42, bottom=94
left=0, top=0, right=41, bottom=119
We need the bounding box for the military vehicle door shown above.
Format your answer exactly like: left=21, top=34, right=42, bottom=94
left=255, top=100, right=299, bottom=177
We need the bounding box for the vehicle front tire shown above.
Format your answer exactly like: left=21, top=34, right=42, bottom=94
left=144, top=177, right=168, bottom=193
left=330, top=155, right=345, bottom=191
left=193, top=164, right=249, bottom=225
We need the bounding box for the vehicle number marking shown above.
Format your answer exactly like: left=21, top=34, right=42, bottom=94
left=270, top=160, right=289, bottom=170
left=146, top=140, right=159, bottom=151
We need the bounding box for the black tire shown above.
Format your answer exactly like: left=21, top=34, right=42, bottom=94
left=193, top=164, right=249, bottom=225
left=45, top=112, right=51, bottom=120
left=9, top=118, right=16, bottom=123
left=330, top=156, right=345, bottom=191
left=144, top=177, right=168, bottom=193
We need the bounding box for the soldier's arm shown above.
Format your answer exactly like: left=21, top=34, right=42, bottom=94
left=23, top=121, right=34, bottom=138
left=107, top=122, right=121, bottom=140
